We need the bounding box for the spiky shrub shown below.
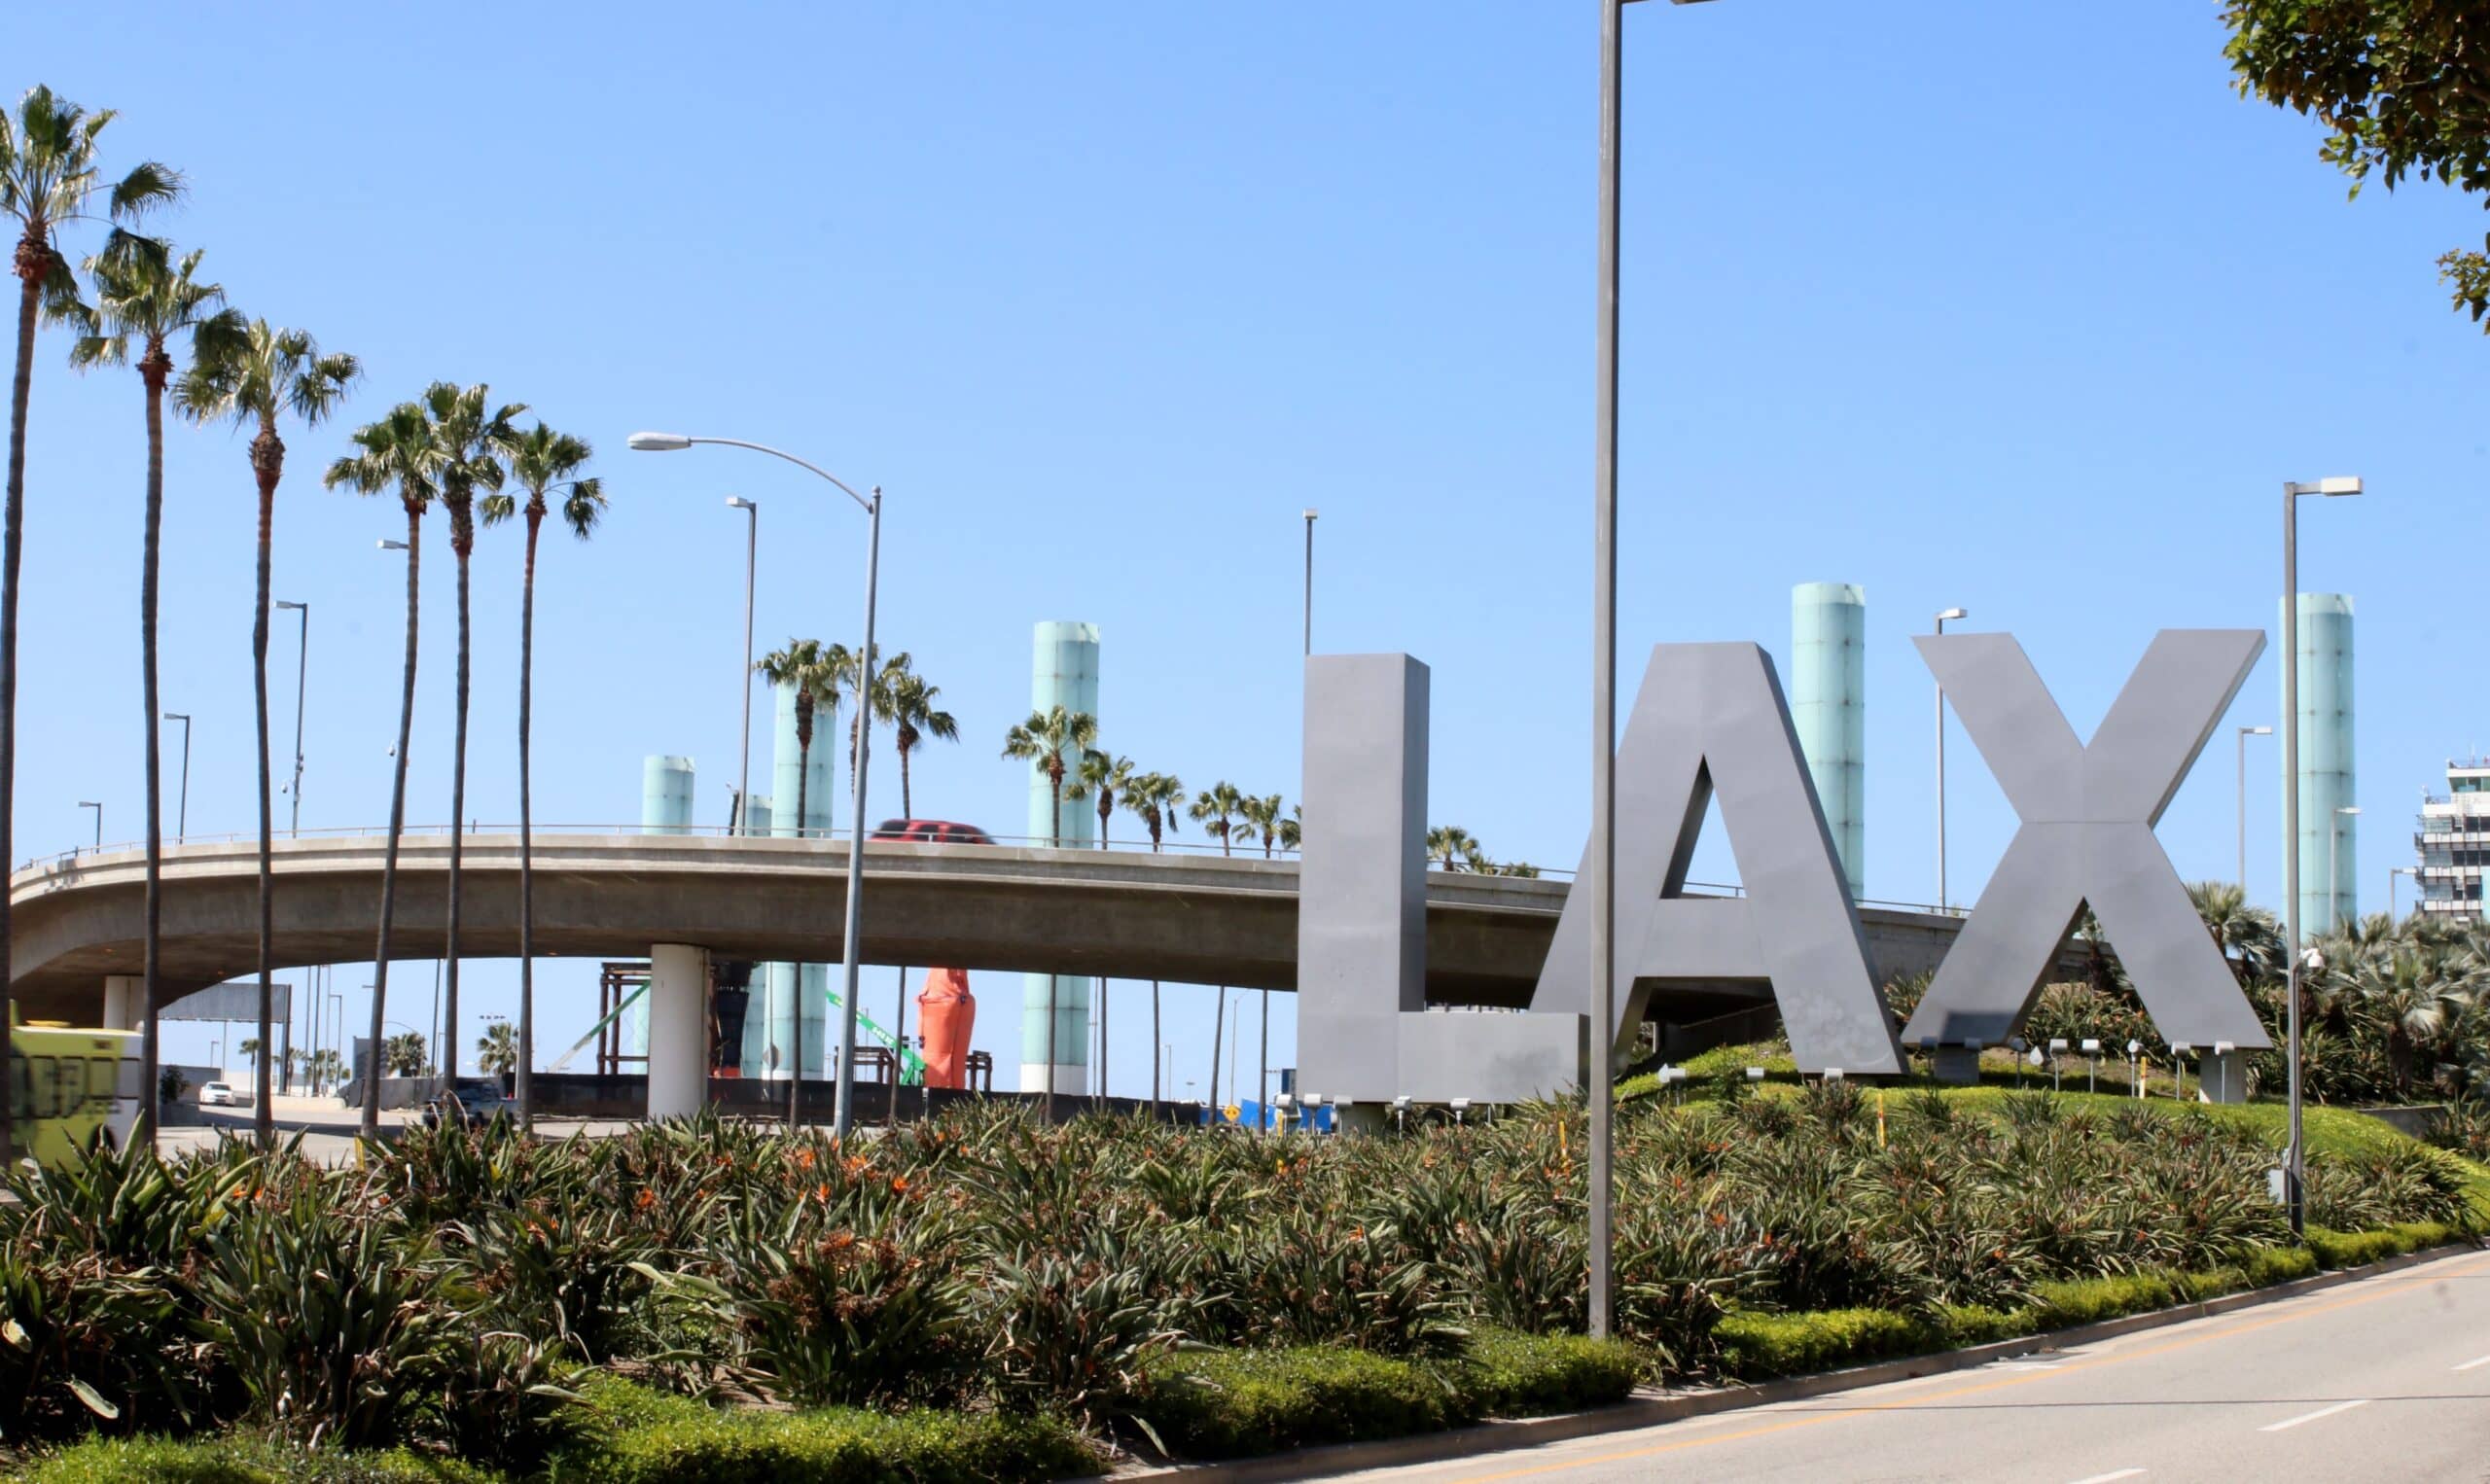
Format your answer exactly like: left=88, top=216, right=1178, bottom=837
left=197, top=1188, right=459, bottom=1447
left=0, top=1241, right=202, bottom=1440
left=696, top=1219, right=974, bottom=1408
left=980, top=1236, right=1183, bottom=1427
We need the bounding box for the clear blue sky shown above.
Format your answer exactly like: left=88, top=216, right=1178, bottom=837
left=13, top=2, right=2484, bottom=1094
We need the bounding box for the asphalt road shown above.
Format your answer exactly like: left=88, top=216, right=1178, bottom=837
left=1345, top=1249, right=2490, bottom=1484
left=154, top=1096, right=641, bottom=1165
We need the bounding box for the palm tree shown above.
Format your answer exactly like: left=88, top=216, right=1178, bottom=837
left=1076, top=751, right=1134, bottom=1107
left=1233, top=792, right=1287, bottom=1115
left=1188, top=783, right=1250, bottom=1108
left=1278, top=804, right=1301, bottom=854
left=476, top=1020, right=518, bottom=1078
left=383, top=1032, right=429, bottom=1078
left=1120, top=771, right=1185, bottom=1116
left=885, top=666, right=957, bottom=819
left=325, top=401, right=445, bottom=1140
left=481, top=422, right=600, bottom=1129
left=755, top=639, right=842, bottom=1123
left=419, top=382, right=523, bottom=1085
left=178, top=316, right=358, bottom=1148
left=1001, top=705, right=1099, bottom=1119
left=2188, top=880, right=2285, bottom=987
left=1427, top=825, right=1478, bottom=871
left=2360, top=947, right=2459, bottom=1094
left=68, top=231, right=223, bottom=1148
left=0, top=89, right=178, bottom=1161
left=847, top=647, right=908, bottom=800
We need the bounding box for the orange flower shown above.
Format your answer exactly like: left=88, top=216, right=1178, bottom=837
left=634, top=1188, right=658, bottom=1212
left=795, top=1148, right=817, bottom=1170
left=844, top=1155, right=870, bottom=1177
left=891, top=1176, right=910, bottom=1193
left=816, top=1183, right=833, bottom=1202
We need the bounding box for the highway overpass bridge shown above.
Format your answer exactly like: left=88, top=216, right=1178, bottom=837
left=8, top=832, right=2098, bottom=1100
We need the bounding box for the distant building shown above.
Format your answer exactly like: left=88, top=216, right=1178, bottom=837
left=2415, top=759, right=2490, bottom=922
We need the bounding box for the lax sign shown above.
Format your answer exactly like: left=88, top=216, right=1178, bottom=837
left=1296, top=631, right=2268, bottom=1104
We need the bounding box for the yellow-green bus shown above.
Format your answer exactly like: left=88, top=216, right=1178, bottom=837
left=7, top=1013, right=140, bottom=1166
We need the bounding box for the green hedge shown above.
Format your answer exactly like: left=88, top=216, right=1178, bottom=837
left=2306, top=1219, right=2468, bottom=1269
left=16, top=1437, right=498, bottom=1483
left=1132, top=1328, right=1640, bottom=1461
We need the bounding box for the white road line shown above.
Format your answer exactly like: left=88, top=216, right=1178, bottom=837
left=2066, top=1469, right=2145, bottom=1484
left=2454, top=1354, right=2490, bottom=1373
left=2258, top=1398, right=2371, bottom=1432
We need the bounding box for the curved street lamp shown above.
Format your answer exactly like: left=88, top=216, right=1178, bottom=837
left=630, top=431, right=883, bottom=1139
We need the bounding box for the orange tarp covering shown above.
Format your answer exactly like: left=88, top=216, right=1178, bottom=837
left=915, top=968, right=975, bottom=1089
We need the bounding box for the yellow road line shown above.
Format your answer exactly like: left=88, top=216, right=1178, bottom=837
left=1433, top=1251, right=2490, bottom=1483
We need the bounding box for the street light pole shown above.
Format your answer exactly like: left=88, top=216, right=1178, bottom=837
left=630, top=432, right=883, bottom=1139
left=1301, top=509, right=1317, bottom=657
left=162, top=713, right=191, bottom=840
left=1934, top=608, right=1966, bottom=909
left=78, top=800, right=101, bottom=852
left=2237, top=725, right=2272, bottom=892
left=275, top=602, right=308, bottom=835
left=2281, top=475, right=2361, bottom=1238
left=727, top=497, right=758, bottom=834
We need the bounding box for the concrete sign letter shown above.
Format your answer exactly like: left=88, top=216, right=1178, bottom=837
left=1298, top=654, right=1583, bottom=1105
left=1534, top=644, right=1904, bottom=1077
left=1903, top=630, right=2270, bottom=1051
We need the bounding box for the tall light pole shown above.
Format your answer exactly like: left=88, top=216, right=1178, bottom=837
left=727, top=497, right=758, bottom=835
left=2282, top=474, right=2361, bottom=1237
left=1301, top=509, right=1317, bottom=657
left=161, top=713, right=192, bottom=840
left=2330, top=805, right=2361, bottom=931
left=2236, top=724, right=2272, bottom=892
left=631, top=431, right=882, bottom=1138
left=1934, top=608, right=1967, bottom=910
left=78, top=800, right=101, bottom=852
left=275, top=601, right=308, bottom=835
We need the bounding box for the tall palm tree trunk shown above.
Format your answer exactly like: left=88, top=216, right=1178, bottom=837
left=250, top=425, right=281, bottom=1148
left=2, top=244, right=42, bottom=1164
left=516, top=508, right=542, bottom=1127
left=443, top=521, right=472, bottom=1080
left=136, top=357, right=168, bottom=1147
left=898, top=744, right=911, bottom=819
left=1208, top=985, right=1225, bottom=1113
left=365, top=504, right=421, bottom=1140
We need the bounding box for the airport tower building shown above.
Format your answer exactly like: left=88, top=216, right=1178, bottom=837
left=2286, top=594, right=2358, bottom=930
left=1791, top=583, right=1867, bottom=899
left=2415, top=759, right=2490, bottom=923
left=1022, top=621, right=1098, bottom=1096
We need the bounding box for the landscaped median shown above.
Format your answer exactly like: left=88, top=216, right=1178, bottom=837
left=2, top=1090, right=2481, bottom=1482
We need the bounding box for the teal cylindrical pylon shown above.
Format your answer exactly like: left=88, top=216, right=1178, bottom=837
left=633, top=757, right=694, bottom=1057
left=763, top=680, right=838, bottom=1079
left=1023, top=621, right=1099, bottom=1095
left=2286, top=594, right=2357, bottom=932
left=1791, top=583, right=1866, bottom=899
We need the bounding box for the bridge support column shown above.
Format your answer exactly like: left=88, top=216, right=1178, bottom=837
left=102, top=975, right=140, bottom=1031
left=647, top=944, right=709, bottom=1120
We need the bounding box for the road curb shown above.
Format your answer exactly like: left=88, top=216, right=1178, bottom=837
left=1106, top=1241, right=2480, bottom=1482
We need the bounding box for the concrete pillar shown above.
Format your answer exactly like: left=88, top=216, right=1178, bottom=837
left=647, top=943, right=709, bottom=1119
left=1021, top=621, right=1099, bottom=1095
left=1791, top=583, right=1867, bottom=899
left=102, top=975, right=139, bottom=1031
left=2286, top=594, right=2357, bottom=931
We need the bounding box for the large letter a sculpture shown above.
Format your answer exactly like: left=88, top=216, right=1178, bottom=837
left=1534, top=643, right=1905, bottom=1077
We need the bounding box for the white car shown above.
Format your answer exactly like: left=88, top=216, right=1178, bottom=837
left=199, top=1081, right=235, bottom=1107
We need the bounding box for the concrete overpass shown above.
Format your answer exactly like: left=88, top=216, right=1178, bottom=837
left=9, top=832, right=2092, bottom=1109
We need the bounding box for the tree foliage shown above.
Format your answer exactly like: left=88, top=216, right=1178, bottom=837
left=2223, top=1, right=2490, bottom=325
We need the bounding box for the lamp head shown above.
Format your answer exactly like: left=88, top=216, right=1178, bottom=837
left=162, top=712, right=187, bottom=723
left=1937, top=607, right=1968, bottom=622
left=627, top=431, right=693, bottom=452
left=275, top=600, right=305, bottom=612
left=376, top=539, right=409, bottom=551
left=725, top=495, right=755, bottom=511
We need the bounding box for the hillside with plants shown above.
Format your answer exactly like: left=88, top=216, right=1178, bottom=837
left=4, top=1091, right=2481, bottom=1482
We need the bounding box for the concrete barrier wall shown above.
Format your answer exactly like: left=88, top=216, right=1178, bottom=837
left=525, top=1074, right=1183, bottom=1126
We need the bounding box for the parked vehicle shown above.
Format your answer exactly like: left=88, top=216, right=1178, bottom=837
left=199, top=1080, right=235, bottom=1107
left=423, top=1077, right=512, bottom=1127
left=871, top=818, right=993, bottom=846
left=5, top=1010, right=140, bottom=1166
